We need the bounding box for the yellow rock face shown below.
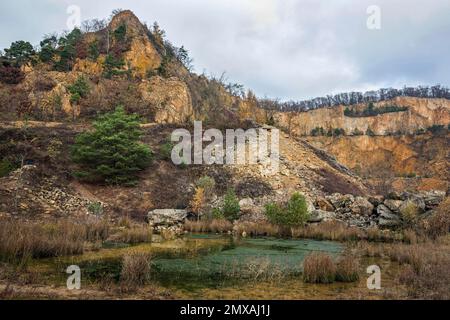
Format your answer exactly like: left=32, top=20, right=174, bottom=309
left=273, top=97, right=450, bottom=136
left=73, top=59, right=103, bottom=76
left=108, top=10, right=161, bottom=78
left=20, top=71, right=82, bottom=119
left=238, top=99, right=268, bottom=124
left=307, top=134, right=449, bottom=192
left=140, top=76, right=193, bottom=124
left=124, top=38, right=161, bottom=78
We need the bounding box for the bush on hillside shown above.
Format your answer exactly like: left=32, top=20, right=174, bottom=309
left=222, top=189, right=241, bottom=221
left=265, top=193, right=310, bottom=227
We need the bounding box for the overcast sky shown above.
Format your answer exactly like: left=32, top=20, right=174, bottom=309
left=1, top=0, right=449, bottom=100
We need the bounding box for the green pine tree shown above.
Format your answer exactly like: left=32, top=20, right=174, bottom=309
left=71, top=106, right=152, bottom=185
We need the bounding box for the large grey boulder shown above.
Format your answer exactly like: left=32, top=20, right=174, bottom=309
left=419, top=191, right=446, bottom=209
left=308, top=210, right=336, bottom=223
left=377, top=204, right=393, bottom=216
left=239, top=198, right=254, bottom=212
left=377, top=205, right=401, bottom=227
left=349, top=197, right=374, bottom=216
left=384, top=199, right=403, bottom=213
left=148, top=209, right=188, bottom=226
left=327, top=193, right=354, bottom=209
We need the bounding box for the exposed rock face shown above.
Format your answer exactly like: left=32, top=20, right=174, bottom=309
left=140, top=76, right=193, bottom=124
left=109, top=10, right=161, bottom=78
left=238, top=99, right=268, bottom=124
left=272, top=97, right=449, bottom=194
left=307, top=133, right=449, bottom=192
left=20, top=71, right=83, bottom=119
left=273, top=97, right=450, bottom=136
left=73, top=59, right=104, bottom=76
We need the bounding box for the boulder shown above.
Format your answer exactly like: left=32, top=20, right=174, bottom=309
left=420, top=191, right=446, bottom=209
left=148, top=209, right=188, bottom=226
left=327, top=193, right=354, bottom=209
left=368, top=195, right=385, bottom=207
left=308, top=210, right=336, bottom=223
left=349, top=197, right=374, bottom=216
left=376, top=204, right=393, bottom=216
left=378, top=216, right=402, bottom=228
left=315, top=197, right=334, bottom=212
left=384, top=199, right=403, bottom=213
left=239, top=198, right=254, bottom=212
left=377, top=205, right=401, bottom=227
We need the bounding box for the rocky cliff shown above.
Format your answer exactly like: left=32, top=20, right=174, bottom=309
left=307, top=134, right=449, bottom=193
left=272, top=97, right=450, bottom=136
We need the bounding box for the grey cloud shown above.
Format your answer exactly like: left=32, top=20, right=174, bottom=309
left=1, top=0, right=449, bottom=100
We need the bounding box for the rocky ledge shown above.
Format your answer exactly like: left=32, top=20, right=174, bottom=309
left=310, top=190, right=446, bottom=228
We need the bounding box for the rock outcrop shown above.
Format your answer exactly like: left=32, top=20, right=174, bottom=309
left=307, top=133, right=449, bottom=193
left=304, top=190, right=447, bottom=228
left=139, top=76, right=193, bottom=124
left=108, top=10, right=162, bottom=78
left=273, top=97, right=450, bottom=136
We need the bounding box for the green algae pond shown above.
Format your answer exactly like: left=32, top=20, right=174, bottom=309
left=29, top=234, right=344, bottom=293
left=12, top=234, right=395, bottom=300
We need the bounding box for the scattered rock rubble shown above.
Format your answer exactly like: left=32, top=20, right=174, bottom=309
left=0, top=165, right=104, bottom=217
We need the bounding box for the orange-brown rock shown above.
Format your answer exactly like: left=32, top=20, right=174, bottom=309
left=273, top=97, right=450, bottom=136
left=139, top=76, right=193, bottom=124
left=108, top=10, right=161, bottom=78
left=307, top=134, right=449, bottom=192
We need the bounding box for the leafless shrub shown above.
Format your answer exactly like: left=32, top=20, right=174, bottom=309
left=120, top=251, right=152, bottom=292
left=224, top=257, right=287, bottom=282
left=302, top=253, right=336, bottom=284
left=335, top=255, right=360, bottom=282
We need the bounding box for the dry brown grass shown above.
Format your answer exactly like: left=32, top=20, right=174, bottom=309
left=233, top=221, right=280, bottom=237
left=224, top=257, right=287, bottom=282
left=0, top=218, right=111, bottom=263
left=398, top=256, right=450, bottom=300
left=184, top=219, right=402, bottom=243
left=0, top=220, right=79, bottom=262
left=209, top=219, right=234, bottom=233
left=116, top=225, right=152, bottom=244
left=302, top=252, right=337, bottom=284
left=120, top=251, right=152, bottom=292
left=83, top=218, right=110, bottom=242
left=292, top=221, right=363, bottom=241
left=159, top=228, right=178, bottom=241
left=418, top=197, right=450, bottom=240
left=358, top=238, right=450, bottom=300
left=392, top=241, right=450, bottom=300
left=335, top=255, right=360, bottom=282
left=184, top=219, right=233, bottom=234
